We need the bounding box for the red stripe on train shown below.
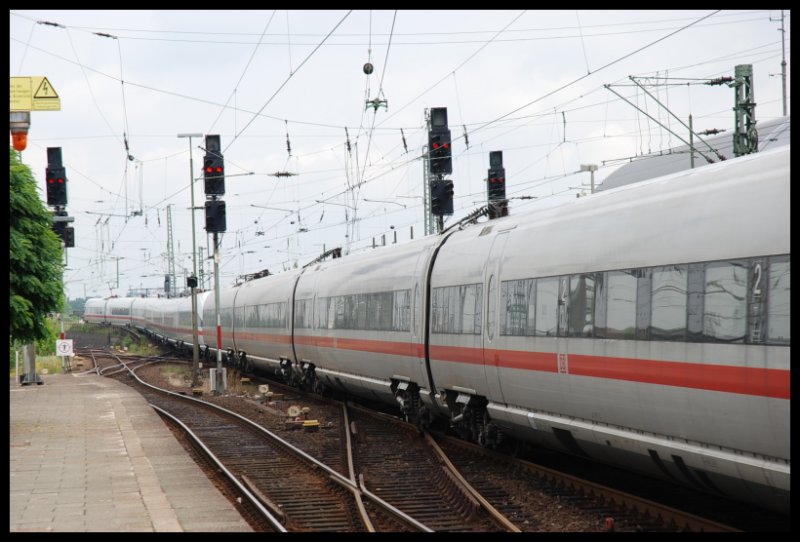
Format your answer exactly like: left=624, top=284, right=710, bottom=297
left=475, top=347, right=789, bottom=400
left=126, top=323, right=790, bottom=399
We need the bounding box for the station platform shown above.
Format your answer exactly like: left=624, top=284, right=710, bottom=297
left=10, top=373, right=253, bottom=532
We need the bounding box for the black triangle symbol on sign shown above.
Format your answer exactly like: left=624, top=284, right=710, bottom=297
left=34, top=77, right=59, bottom=99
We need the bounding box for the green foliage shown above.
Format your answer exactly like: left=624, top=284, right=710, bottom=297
left=69, top=297, right=86, bottom=315
left=8, top=318, right=59, bottom=370
left=9, top=148, right=65, bottom=344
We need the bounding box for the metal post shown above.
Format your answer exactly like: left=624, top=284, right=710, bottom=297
left=689, top=115, right=695, bottom=169
left=21, top=343, right=41, bottom=385
left=580, top=164, right=598, bottom=194
left=178, top=133, right=203, bottom=387
left=780, top=10, right=787, bottom=117
left=213, top=231, right=225, bottom=394
left=60, top=312, right=67, bottom=373
left=423, top=109, right=435, bottom=236
left=199, top=247, right=205, bottom=290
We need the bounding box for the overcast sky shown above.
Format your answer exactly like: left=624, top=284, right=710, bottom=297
left=9, top=10, right=791, bottom=300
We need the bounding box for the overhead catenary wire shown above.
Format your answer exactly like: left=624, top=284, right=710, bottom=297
left=468, top=10, right=722, bottom=139
left=223, top=10, right=353, bottom=154
left=12, top=10, right=784, bottom=295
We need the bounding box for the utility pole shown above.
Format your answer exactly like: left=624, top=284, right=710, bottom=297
left=166, top=204, right=176, bottom=297
left=199, top=246, right=205, bottom=290
left=213, top=232, right=224, bottom=392
left=770, top=10, right=788, bottom=116
left=177, top=133, right=202, bottom=387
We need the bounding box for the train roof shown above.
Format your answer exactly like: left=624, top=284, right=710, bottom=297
left=597, top=115, right=789, bottom=191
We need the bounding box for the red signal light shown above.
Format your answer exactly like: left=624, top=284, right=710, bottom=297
left=215, top=166, right=223, bottom=173
left=432, top=142, right=440, bottom=149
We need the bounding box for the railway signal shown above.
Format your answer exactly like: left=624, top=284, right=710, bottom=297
left=430, top=179, right=454, bottom=216
left=487, top=150, right=508, bottom=219
left=62, top=226, right=75, bottom=248
left=487, top=151, right=506, bottom=202
left=203, top=134, right=225, bottom=195
left=428, top=107, right=452, bottom=176
left=51, top=210, right=75, bottom=247
left=45, top=147, right=68, bottom=206
left=205, top=199, right=226, bottom=233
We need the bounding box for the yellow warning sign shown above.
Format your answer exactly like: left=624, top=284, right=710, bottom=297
left=10, top=76, right=61, bottom=111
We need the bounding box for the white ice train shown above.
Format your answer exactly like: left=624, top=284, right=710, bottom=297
left=87, top=145, right=790, bottom=513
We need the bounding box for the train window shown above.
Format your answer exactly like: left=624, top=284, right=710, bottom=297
left=315, top=297, right=330, bottom=329
left=221, top=308, right=233, bottom=328
left=314, top=291, right=411, bottom=332
left=392, top=290, right=411, bottom=332
left=244, top=305, right=257, bottom=328
left=593, top=273, right=607, bottom=339
left=568, top=274, right=595, bottom=337
left=294, top=298, right=313, bottom=329
left=373, top=292, right=395, bottom=331
left=635, top=268, right=651, bottom=340
left=703, top=261, right=747, bottom=342
left=746, top=259, right=766, bottom=344
left=179, top=310, right=192, bottom=327
left=686, top=264, right=705, bottom=341
left=487, top=275, right=496, bottom=340
left=606, top=271, right=637, bottom=339
left=334, top=296, right=350, bottom=329
left=767, top=258, right=790, bottom=344
left=501, top=278, right=535, bottom=336
left=651, top=265, right=688, bottom=340
left=534, top=277, right=558, bottom=337
left=256, top=302, right=287, bottom=328
left=234, top=306, right=246, bottom=329
left=431, top=284, right=483, bottom=334
left=412, top=285, right=420, bottom=337
left=557, top=276, right=569, bottom=337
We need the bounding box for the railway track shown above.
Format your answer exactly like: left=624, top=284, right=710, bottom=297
left=83, top=350, right=432, bottom=531
left=76, top=349, right=771, bottom=532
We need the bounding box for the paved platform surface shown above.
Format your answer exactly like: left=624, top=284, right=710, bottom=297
left=10, top=373, right=253, bottom=532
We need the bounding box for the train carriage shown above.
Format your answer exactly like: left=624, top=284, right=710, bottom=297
left=196, top=290, right=212, bottom=352
left=427, top=145, right=790, bottom=513
left=292, top=235, right=440, bottom=410
left=104, top=297, right=135, bottom=327
left=83, top=297, right=107, bottom=324
left=81, top=145, right=789, bottom=513
left=229, top=268, right=302, bottom=375
left=202, top=284, right=239, bottom=363
left=131, top=297, right=148, bottom=332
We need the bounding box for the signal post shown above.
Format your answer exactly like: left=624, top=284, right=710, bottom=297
left=427, top=107, right=454, bottom=232
left=203, top=135, right=227, bottom=395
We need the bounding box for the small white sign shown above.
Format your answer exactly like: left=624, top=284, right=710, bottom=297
left=56, top=339, right=74, bottom=357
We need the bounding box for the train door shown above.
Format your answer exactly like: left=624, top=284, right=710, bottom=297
left=483, top=232, right=509, bottom=401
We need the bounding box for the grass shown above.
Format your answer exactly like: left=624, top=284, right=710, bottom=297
left=9, top=323, right=168, bottom=378
left=10, top=354, right=68, bottom=378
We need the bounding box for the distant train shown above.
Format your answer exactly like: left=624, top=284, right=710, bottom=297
left=85, top=145, right=790, bottom=514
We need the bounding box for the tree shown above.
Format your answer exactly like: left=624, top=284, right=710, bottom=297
left=69, top=297, right=86, bottom=316
left=9, top=147, right=64, bottom=344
